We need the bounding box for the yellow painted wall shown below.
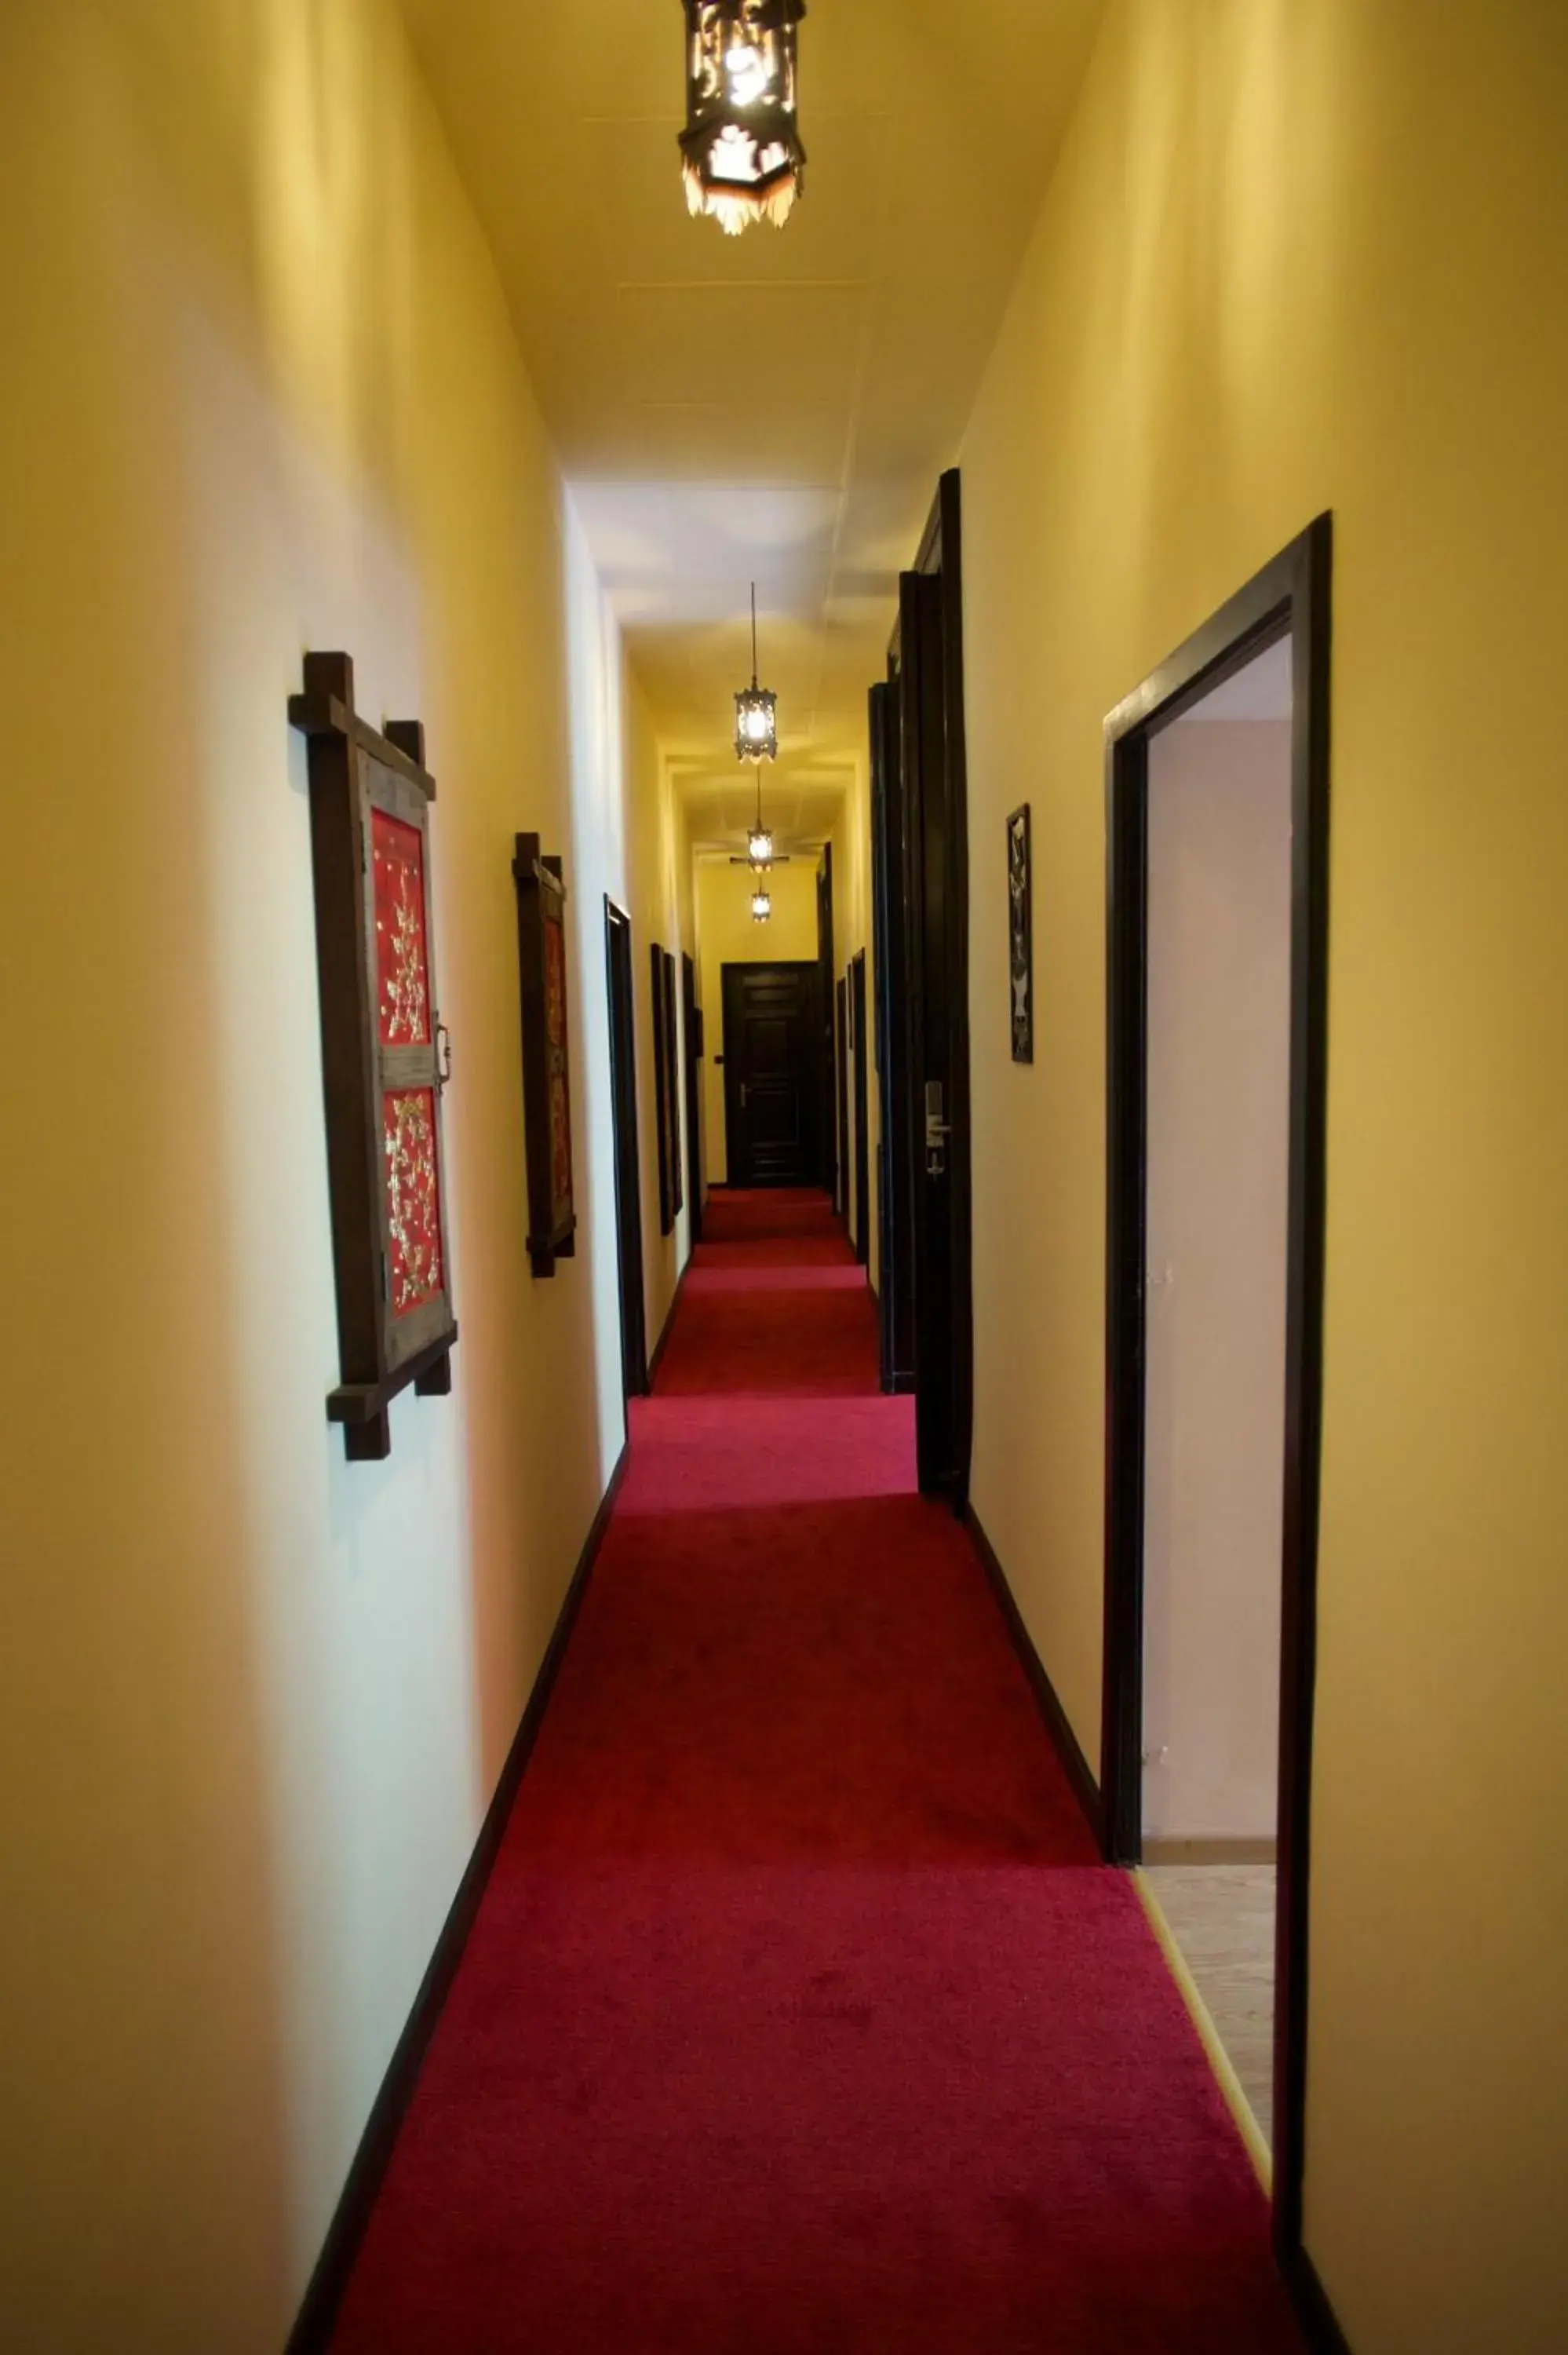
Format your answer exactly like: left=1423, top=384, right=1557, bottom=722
left=0, top=4, right=683, bottom=2347
left=696, top=856, right=819, bottom=1183
left=959, top=2, right=1568, bottom=2346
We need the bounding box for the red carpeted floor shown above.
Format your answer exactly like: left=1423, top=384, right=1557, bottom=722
left=330, top=1188, right=1304, bottom=2353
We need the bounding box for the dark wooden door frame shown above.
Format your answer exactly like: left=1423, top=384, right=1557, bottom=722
left=603, top=897, right=647, bottom=1405
left=850, top=950, right=870, bottom=1269
left=682, top=951, right=702, bottom=1247
left=898, top=469, right=974, bottom=1503
left=1102, top=515, right=1333, bottom=2276
left=720, top=959, right=824, bottom=1188
left=870, top=676, right=915, bottom=1393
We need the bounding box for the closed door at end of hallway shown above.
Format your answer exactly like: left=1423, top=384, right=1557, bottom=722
left=721, top=961, right=822, bottom=1188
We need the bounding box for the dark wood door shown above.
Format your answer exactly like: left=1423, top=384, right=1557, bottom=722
left=835, top=976, right=849, bottom=1218
left=721, top=961, right=821, bottom=1188
left=851, top=950, right=870, bottom=1268
left=896, top=471, right=973, bottom=1502
left=603, top=899, right=647, bottom=1405
left=870, top=675, right=915, bottom=1393
left=818, top=846, right=837, bottom=1210
left=682, top=951, right=703, bottom=1246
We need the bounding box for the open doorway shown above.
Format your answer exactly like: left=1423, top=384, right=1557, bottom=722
left=603, top=897, right=647, bottom=1408
left=1102, top=520, right=1332, bottom=2269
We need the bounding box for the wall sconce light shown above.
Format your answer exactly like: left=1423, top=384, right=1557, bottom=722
left=680, top=1, right=807, bottom=238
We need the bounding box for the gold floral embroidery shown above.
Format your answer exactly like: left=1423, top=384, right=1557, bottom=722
left=384, top=1088, right=443, bottom=1313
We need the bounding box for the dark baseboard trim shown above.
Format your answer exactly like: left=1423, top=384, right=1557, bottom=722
left=645, top=1258, right=691, bottom=1391
left=964, top=1503, right=1105, bottom=1853
left=286, top=1440, right=630, bottom=2354
left=1281, top=2242, right=1354, bottom=2354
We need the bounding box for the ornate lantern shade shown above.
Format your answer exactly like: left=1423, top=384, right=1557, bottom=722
left=680, top=1, right=807, bottom=237
left=735, top=685, right=779, bottom=764
left=747, top=823, right=775, bottom=869
left=751, top=882, right=772, bottom=922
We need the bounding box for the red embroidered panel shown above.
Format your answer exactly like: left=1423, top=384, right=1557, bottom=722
left=373, top=811, right=432, bottom=1047
left=545, top=912, right=573, bottom=1211
left=382, top=1087, right=443, bottom=1314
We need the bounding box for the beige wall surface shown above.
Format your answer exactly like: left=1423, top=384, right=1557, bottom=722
left=0, top=4, right=684, bottom=2348
left=696, top=856, right=819, bottom=1185
left=960, top=1, right=1568, bottom=2346
left=1142, top=714, right=1290, bottom=1842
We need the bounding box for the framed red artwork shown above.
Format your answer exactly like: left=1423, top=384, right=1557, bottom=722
left=290, top=652, right=458, bottom=1460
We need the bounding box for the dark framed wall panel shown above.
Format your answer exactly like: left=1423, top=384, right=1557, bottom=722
left=290, top=652, right=458, bottom=1460
left=512, top=834, right=577, bottom=1276
left=1101, top=515, right=1334, bottom=2273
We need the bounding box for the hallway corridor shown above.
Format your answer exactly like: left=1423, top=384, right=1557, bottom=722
left=329, top=1192, right=1304, bottom=2353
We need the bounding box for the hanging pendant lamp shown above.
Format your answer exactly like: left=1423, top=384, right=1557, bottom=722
left=735, top=581, right=779, bottom=769
left=680, top=2, right=807, bottom=239
left=751, top=880, right=772, bottom=922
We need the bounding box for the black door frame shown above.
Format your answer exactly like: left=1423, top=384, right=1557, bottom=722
left=681, top=951, right=702, bottom=1247
left=897, top=469, right=974, bottom=1502
left=720, top=958, right=824, bottom=1189
left=603, top=897, right=647, bottom=1405
left=870, top=677, right=915, bottom=1393
left=850, top=950, right=870, bottom=1269
left=1101, top=515, right=1333, bottom=2273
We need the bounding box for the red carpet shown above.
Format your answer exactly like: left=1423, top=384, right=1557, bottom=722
left=330, top=1188, right=1304, bottom=2352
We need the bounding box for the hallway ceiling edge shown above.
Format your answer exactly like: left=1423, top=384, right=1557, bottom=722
left=397, top=0, right=1107, bottom=804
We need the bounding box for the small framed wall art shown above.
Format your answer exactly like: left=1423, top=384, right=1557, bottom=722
left=1007, top=801, right=1034, bottom=1064
left=290, top=652, right=458, bottom=1460
left=650, top=943, right=684, bottom=1236
left=512, top=834, right=577, bottom=1277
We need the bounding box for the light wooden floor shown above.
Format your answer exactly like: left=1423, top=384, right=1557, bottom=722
left=1142, top=1864, right=1277, bottom=2149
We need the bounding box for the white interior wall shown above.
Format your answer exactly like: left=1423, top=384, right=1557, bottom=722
left=1141, top=690, right=1293, bottom=1841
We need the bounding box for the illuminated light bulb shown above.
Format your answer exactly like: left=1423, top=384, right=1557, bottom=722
left=724, top=42, right=771, bottom=107
left=748, top=827, right=774, bottom=867
left=743, top=704, right=770, bottom=743
left=751, top=885, right=772, bottom=922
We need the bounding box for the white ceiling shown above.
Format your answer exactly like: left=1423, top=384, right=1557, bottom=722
left=399, top=0, right=1109, bottom=849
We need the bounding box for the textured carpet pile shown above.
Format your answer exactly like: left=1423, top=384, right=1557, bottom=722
left=331, top=1188, right=1303, bottom=2352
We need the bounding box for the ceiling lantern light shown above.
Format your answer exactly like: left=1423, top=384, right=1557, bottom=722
left=734, top=582, right=778, bottom=766
left=748, top=823, right=775, bottom=869
left=680, top=1, right=807, bottom=238
left=751, top=882, right=772, bottom=922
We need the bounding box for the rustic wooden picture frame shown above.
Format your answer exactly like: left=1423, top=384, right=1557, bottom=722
left=1008, top=801, right=1034, bottom=1064
left=512, top=833, right=578, bottom=1278
left=650, top=942, right=683, bottom=1236
left=290, top=652, right=458, bottom=1461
